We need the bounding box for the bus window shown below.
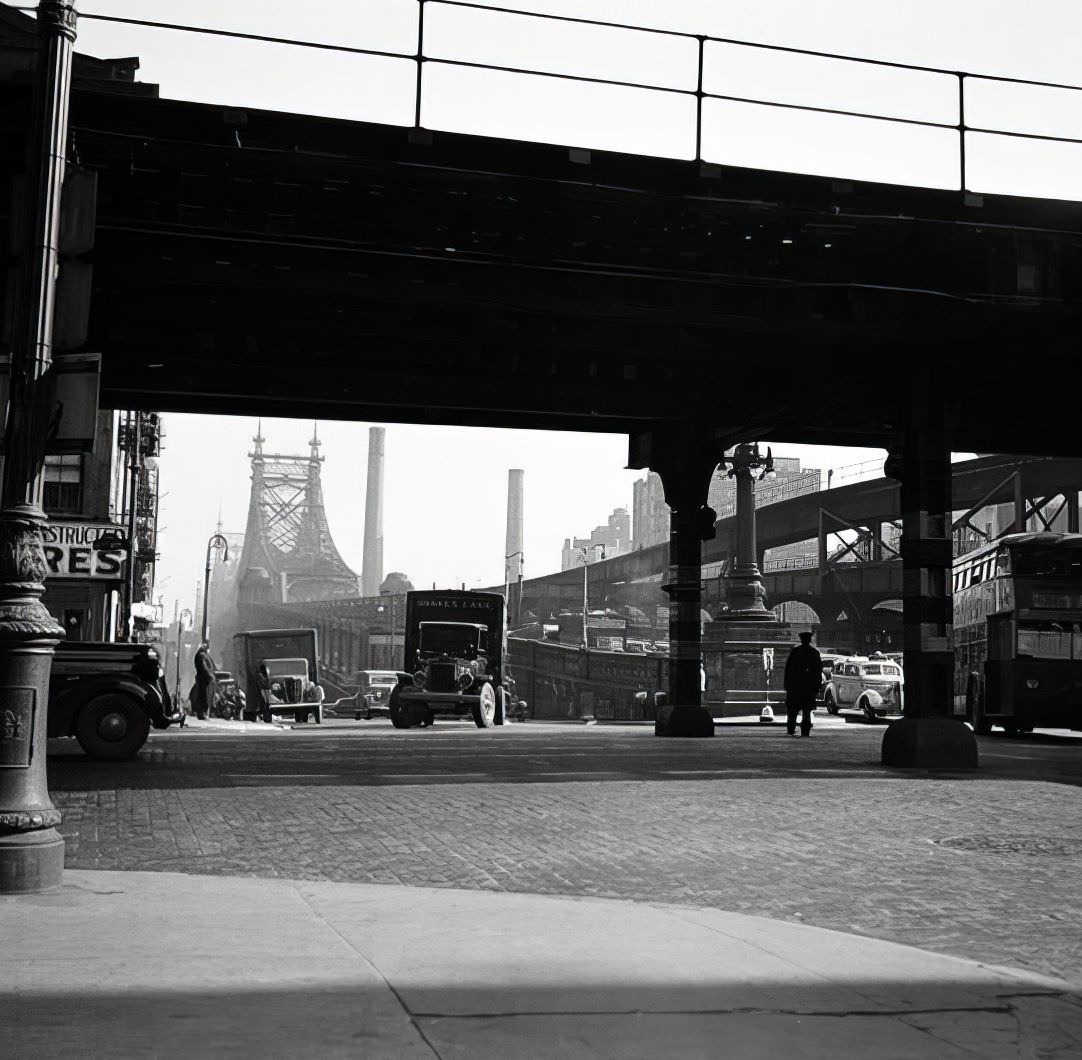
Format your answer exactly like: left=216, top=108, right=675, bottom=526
left=1017, top=621, right=1072, bottom=660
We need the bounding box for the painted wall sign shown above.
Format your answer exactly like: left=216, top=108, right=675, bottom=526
left=42, top=522, right=127, bottom=580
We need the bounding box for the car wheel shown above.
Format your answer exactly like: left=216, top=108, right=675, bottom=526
left=859, top=695, right=876, bottom=722
left=75, top=694, right=150, bottom=760
left=824, top=690, right=837, bottom=715
left=472, top=683, right=497, bottom=728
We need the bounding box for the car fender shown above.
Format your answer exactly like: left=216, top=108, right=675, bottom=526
left=858, top=688, right=884, bottom=709
left=49, top=674, right=165, bottom=737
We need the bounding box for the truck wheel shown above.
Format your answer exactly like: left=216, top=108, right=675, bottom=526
left=389, top=689, right=412, bottom=729
left=75, top=694, right=150, bottom=760
left=313, top=707, right=322, bottom=725
left=472, top=683, right=497, bottom=728
left=295, top=710, right=309, bottom=724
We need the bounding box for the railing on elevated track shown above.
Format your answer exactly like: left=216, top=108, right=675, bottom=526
left=71, top=1, right=1082, bottom=198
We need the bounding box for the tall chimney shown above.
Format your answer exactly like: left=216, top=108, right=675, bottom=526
left=505, top=469, right=524, bottom=625
left=361, top=427, right=385, bottom=597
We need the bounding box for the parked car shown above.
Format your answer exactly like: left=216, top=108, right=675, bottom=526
left=816, top=653, right=846, bottom=703
left=48, top=641, right=179, bottom=759
left=823, top=654, right=904, bottom=721
left=353, top=670, right=412, bottom=719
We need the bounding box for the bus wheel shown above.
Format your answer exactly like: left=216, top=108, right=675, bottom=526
left=823, top=690, right=837, bottom=715
left=472, top=683, right=496, bottom=728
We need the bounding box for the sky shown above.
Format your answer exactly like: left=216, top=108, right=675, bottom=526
left=57, top=1, right=1082, bottom=618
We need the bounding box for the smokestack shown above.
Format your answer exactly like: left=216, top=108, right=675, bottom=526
left=505, top=469, right=524, bottom=625
left=361, top=427, right=385, bottom=597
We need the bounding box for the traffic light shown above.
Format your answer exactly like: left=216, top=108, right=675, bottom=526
left=699, top=505, right=717, bottom=540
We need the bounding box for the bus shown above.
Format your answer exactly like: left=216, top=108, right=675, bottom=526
left=954, top=532, right=1082, bottom=734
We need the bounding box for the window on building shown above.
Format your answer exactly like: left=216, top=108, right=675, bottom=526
left=43, top=454, right=82, bottom=513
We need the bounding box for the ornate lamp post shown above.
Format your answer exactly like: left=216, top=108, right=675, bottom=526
left=0, top=0, right=78, bottom=893
left=174, top=606, right=193, bottom=709
left=200, top=533, right=229, bottom=647
left=579, top=544, right=606, bottom=649
left=720, top=443, right=776, bottom=620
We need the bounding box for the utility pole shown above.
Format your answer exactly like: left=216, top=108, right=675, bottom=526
left=0, top=1, right=78, bottom=893
left=120, top=409, right=141, bottom=640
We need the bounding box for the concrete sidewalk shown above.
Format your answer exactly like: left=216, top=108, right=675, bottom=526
left=4, top=871, right=1081, bottom=1059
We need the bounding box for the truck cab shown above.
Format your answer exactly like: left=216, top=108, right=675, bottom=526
left=234, top=629, right=324, bottom=725
left=391, top=591, right=507, bottom=729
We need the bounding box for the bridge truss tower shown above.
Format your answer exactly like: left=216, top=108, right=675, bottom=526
left=236, top=424, right=360, bottom=616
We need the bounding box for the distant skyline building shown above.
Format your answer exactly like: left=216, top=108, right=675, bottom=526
left=631, top=458, right=822, bottom=554
left=361, top=426, right=385, bottom=597
left=561, top=507, right=631, bottom=570
left=632, top=473, right=669, bottom=551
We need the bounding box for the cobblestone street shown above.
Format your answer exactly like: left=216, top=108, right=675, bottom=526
left=48, top=721, right=1082, bottom=985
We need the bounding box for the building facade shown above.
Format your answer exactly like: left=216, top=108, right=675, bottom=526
left=33, top=410, right=161, bottom=642
left=561, top=507, right=631, bottom=570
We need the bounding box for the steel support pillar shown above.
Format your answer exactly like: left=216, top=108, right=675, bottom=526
left=881, top=397, right=977, bottom=769
left=0, top=1, right=77, bottom=893
left=1068, top=492, right=1079, bottom=534
left=635, top=433, right=716, bottom=738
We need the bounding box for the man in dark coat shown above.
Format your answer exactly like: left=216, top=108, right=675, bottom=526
left=191, top=643, right=219, bottom=721
left=784, top=631, right=822, bottom=737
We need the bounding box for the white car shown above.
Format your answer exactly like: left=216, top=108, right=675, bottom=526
left=823, top=655, right=904, bottom=721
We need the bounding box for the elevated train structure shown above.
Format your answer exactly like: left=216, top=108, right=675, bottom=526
left=5, top=2, right=1082, bottom=762
left=260, top=454, right=1082, bottom=718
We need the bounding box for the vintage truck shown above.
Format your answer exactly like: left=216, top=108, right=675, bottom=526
left=390, top=590, right=508, bottom=729
left=48, top=640, right=180, bottom=759
left=233, top=628, right=325, bottom=724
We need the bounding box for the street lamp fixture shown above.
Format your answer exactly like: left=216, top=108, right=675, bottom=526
left=719, top=442, right=776, bottom=619
left=200, top=532, right=230, bottom=647
left=578, top=543, right=606, bottom=650
left=375, top=594, right=398, bottom=668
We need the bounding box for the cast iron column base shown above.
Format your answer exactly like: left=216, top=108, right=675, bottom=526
left=0, top=827, right=65, bottom=893
left=881, top=717, right=978, bottom=770
left=655, top=703, right=715, bottom=737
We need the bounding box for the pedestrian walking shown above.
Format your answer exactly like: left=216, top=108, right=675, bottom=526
left=257, top=662, right=273, bottom=724
left=784, top=631, right=822, bottom=737
left=191, top=642, right=219, bottom=721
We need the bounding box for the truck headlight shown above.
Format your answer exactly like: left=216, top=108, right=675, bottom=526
left=458, top=672, right=473, bottom=691
left=413, top=670, right=426, bottom=688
